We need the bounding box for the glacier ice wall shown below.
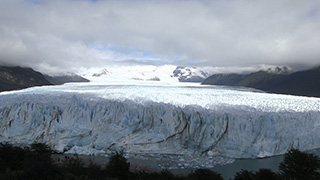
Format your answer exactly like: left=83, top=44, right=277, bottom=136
left=1, top=84, right=320, bottom=158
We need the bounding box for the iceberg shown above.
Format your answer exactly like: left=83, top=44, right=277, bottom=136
left=0, top=83, right=320, bottom=159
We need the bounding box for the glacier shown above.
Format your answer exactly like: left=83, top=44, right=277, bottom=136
left=0, top=83, right=320, bottom=160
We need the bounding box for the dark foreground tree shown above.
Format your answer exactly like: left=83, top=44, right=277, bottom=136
left=22, top=143, right=58, bottom=179
left=63, top=155, right=85, bottom=176
left=0, top=143, right=60, bottom=180
left=279, top=149, right=320, bottom=180
left=254, top=168, right=279, bottom=180
left=233, top=169, right=279, bottom=180
left=233, top=169, right=254, bottom=180
left=0, top=143, right=29, bottom=172
left=187, top=169, right=223, bottom=180
left=160, top=169, right=176, bottom=180
left=105, top=152, right=131, bottom=180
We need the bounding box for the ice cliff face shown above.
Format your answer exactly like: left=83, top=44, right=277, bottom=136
left=0, top=84, right=320, bottom=158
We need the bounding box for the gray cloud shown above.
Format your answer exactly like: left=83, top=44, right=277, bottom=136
left=0, top=0, right=320, bottom=73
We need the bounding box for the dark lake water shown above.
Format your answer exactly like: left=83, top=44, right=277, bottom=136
left=53, top=148, right=320, bottom=179
left=53, top=149, right=320, bottom=180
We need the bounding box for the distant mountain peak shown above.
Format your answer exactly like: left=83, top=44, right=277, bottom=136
left=264, top=66, right=290, bottom=74
left=92, top=68, right=110, bottom=77
left=172, top=66, right=212, bottom=82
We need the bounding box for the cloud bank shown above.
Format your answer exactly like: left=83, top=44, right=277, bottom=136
left=0, top=0, right=320, bottom=73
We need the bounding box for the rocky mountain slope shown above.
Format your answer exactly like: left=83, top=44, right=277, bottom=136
left=0, top=66, right=90, bottom=92
left=202, top=66, right=320, bottom=98
left=268, top=66, right=320, bottom=97
left=44, top=74, right=89, bottom=85
left=0, top=66, right=52, bottom=92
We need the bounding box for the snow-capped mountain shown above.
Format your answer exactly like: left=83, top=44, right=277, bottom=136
left=172, top=66, right=213, bottom=82
left=81, top=65, right=215, bottom=84
left=1, top=83, right=320, bottom=160
left=265, top=66, right=290, bottom=74
left=81, top=65, right=180, bottom=85
left=92, top=68, right=110, bottom=77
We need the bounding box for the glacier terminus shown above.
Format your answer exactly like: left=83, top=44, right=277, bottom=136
left=1, top=81, right=320, bottom=168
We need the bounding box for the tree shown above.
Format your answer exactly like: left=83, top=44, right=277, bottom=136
left=22, top=143, right=57, bottom=179
left=30, top=143, right=52, bottom=155
left=254, top=169, right=279, bottom=180
left=160, top=169, right=176, bottom=180
left=233, top=169, right=254, bottom=180
left=187, top=169, right=223, bottom=180
left=105, top=152, right=131, bottom=180
left=63, top=155, right=85, bottom=176
left=233, top=169, right=279, bottom=180
left=279, top=149, right=320, bottom=180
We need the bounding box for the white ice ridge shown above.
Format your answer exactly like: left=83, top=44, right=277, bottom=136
left=0, top=83, right=320, bottom=158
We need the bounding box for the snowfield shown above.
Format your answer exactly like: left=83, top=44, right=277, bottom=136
left=1, top=82, right=320, bottom=162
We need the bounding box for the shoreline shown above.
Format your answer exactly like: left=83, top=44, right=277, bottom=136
left=51, top=152, right=280, bottom=179
left=51, top=149, right=320, bottom=180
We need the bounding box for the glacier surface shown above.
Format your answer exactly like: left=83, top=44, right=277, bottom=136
left=0, top=83, right=320, bottom=159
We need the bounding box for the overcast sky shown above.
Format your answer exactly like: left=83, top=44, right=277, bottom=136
left=0, top=0, right=320, bottom=74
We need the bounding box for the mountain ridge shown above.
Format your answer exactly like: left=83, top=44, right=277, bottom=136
left=0, top=66, right=90, bottom=92
left=0, top=66, right=52, bottom=92
left=44, top=74, right=90, bottom=85
left=202, top=66, right=320, bottom=98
